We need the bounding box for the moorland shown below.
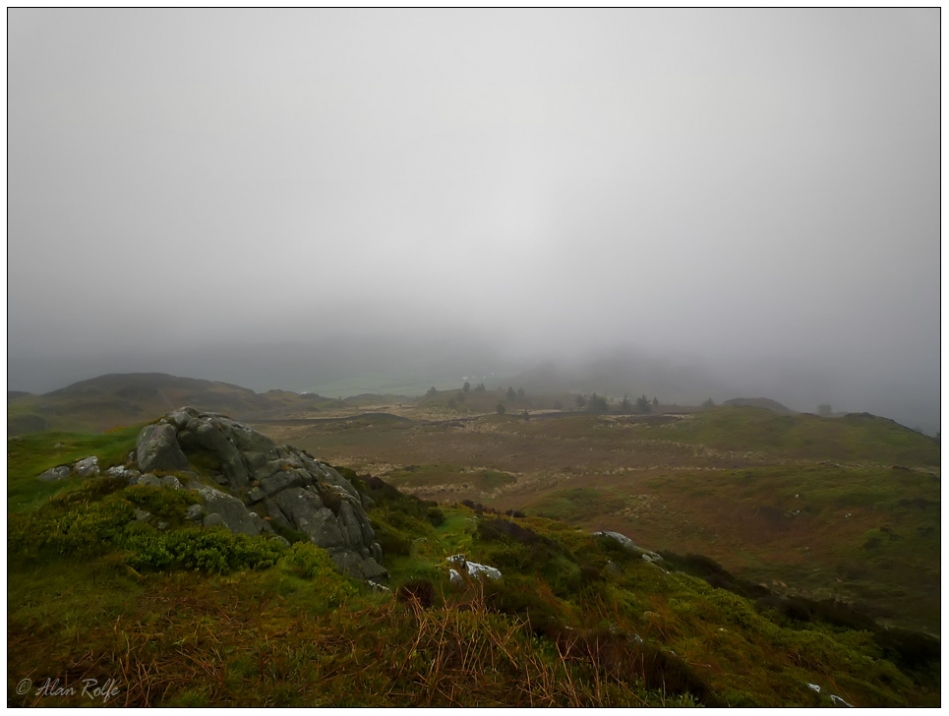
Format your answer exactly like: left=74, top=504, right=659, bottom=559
left=6, top=373, right=940, bottom=706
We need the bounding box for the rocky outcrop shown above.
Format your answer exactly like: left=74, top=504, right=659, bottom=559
left=142, top=407, right=386, bottom=580
left=136, top=423, right=189, bottom=472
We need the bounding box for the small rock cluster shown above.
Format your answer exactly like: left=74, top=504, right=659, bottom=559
left=38, top=456, right=101, bottom=481
left=446, top=554, right=502, bottom=582
left=38, top=407, right=387, bottom=581
left=593, top=530, right=664, bottom=564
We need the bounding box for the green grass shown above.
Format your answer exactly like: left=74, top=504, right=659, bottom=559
left=8, top=422, right=941, bottom=707
left=7, top=426, right=143, bottom=513
left=635, top=407, right=939, bottom=466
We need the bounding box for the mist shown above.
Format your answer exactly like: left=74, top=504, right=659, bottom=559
left=8, top=9, right=940, bottom=434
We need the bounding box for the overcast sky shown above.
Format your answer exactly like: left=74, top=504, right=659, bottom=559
left=7, top=9, right=940, bottom=431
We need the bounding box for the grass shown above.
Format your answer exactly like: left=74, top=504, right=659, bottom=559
left=7, top=426, right=143, bottom=513
left=632, top=407, right=940, bottom=466
left=7, top=407, right=941, bottom=707
left=9, top=489, right=940, bottom=706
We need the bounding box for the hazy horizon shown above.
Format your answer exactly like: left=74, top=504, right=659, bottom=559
left=8, top=9, right=940, bottom=434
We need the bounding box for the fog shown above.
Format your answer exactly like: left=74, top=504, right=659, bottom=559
left=8, top=10, right=940, bottom=433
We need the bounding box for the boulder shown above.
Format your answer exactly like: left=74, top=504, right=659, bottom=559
left=136, top=424, right=188, bottom=473
left=594, top=530, right=663, bottom=562
left=37, top=465, right=72, bottom=482
left=74, top=456, right=100, bottom=477
left=187, top=481, right=260, bottom=537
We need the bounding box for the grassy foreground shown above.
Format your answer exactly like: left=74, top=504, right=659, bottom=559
left=7, top=430, right=940, bottom=707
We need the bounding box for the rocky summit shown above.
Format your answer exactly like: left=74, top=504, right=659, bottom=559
left=132, top=407, right=386, bottom=580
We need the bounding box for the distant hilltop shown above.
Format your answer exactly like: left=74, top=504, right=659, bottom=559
left=722, top=397, right=793, bottom=413
left=7, top=372, right=339, bottom=435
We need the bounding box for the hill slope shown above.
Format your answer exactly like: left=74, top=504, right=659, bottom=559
left=7, top=373, right=339, bottom=434
left=7, top=417, right=940, bottom=707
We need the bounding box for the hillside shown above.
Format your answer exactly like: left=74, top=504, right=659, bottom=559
left=254, top=404, right=940, bottom=634
left=7, top=373, right=341, bottom=435
left=7, top=413, right=940, bottom=706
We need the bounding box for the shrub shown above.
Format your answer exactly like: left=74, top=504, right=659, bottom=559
left=124, top=528, right=284, bottom=573
left=426, top=506, right=445, bottom=527
left=372, top=521, right=413, bottom=556
left=396, top=578, right=436, bottom=608
left=281, top=541, right=337, bottom=580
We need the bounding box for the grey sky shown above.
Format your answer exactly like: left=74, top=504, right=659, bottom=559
left=8, top=9, right=940, bottom=431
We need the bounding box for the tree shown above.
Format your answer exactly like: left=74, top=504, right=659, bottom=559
left=426, top=387, right=438, bottom=397
left=506, top=387, right=517, bottom=401
left=517, top=387, right=526, bottom=400
left=702, top=398, right=715, bottom=409
left=635, top=394, right=652, bottom=413
left=818, top=404, right=832, bottom=417
left=589, top=393, right=608, bottom=413
left=474, top=383, right=486, bottom=392
left=575, top=394, right=587, bottom=408
left=463, top=381, right=470, bottom=393
left=553, top=400, right=563, bottom=410
left=652, top=397, right=659, bottom=409
left=620, top=394, right=632, bottom=411
left=496, top=402, right=506, bottom=415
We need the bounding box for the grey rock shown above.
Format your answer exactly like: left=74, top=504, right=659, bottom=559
left=106, top=465, right=130, bottom=479
left=329, top=549, right=387, bottom=580
left=74, top=456, right=100, bottom=477
left=251, top=513, right=274, bottom=533
left=38, top=465, right=72, bottom=482
left=271, top=535, right=291, bottom=548
left=465, top=561, right=502, bottom=581
left=595, top=530, right=662, bottom=562
left=262, top=497, right=294, bottom=532
left=136, top=424, right=189, bottom=473
left=157, top=521, right=170, bottom=530
left=135, top=474, right=162, bottom=487
left=449, top=568, right=463, bottom=585
left=142, top=408, right=386, bottom=580
left=594, top=530, right=638, bottom=550
left=160, top=476, right=182, bottom=490
left=368, top=580, right=391, bottom=593
left=168, top=407, right=198, bottom=430
left=259, top=470, right=304, bottom=498
left=204, top=513, right=225, bottom=528
left=188, top=482, right=260, bottom=536
left=243, top=451, right=271, bottom=474
left=134, top=508, right=152, bottom=521
left=192, top=422, right=249, bottom=488
left=273, top=488, right=339, bottom=545
left=185, top=504, right=204, bottom=521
